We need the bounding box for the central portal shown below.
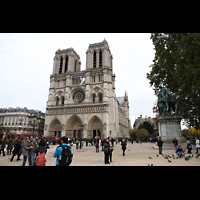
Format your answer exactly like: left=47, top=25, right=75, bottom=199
left=88, top=116, right=103, bottom=138
left=66, top=114, right=83, bottom=138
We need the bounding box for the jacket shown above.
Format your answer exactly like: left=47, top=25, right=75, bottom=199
left=157, top=139, right=163, bottom=147
left=28, top=139, right=38, bottom=152
left=104, top=141, right=110, bottom=154
left=121, top=141, right=127, bottom=150
left=23, top=141, right=32, bottom=156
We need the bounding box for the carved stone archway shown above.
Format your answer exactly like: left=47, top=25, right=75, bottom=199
left=48, top=118, right=62, bottom=137
left=65, top=114, right=83, bottom=138
left=88, top=115, right=103, bottom=138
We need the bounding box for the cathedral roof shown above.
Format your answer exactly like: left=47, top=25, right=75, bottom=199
left=116, top=97, right=125, bottom=105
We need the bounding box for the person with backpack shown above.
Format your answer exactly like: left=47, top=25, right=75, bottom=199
left=34, top=139, right=47, bottom=166
left=53, top=136, right=73, bottom=166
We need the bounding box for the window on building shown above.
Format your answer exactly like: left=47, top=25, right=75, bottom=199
left=75, top=60, right=77, bottom=72
left=56, top=97, right=59, bottom=105
left=99, top=94, right=103, bottom=102
left=62, top=97, right=65, bottom=105
left=93, top=94, right=96, bottom=103
left=59, top=57, right=63, bottom=74
left=99, top=50, right=102, bottom=68
left=65, top=56, right=68, bottom=72
left=93, top=52, right=96, bottom=68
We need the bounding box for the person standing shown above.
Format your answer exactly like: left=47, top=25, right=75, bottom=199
left=173, top=137, right=178, bottom=153
left=108, top=137, right=113, bottom=162
left=28, top=136, right=38, bottom=166
left=121, top=139, right=127, bottom=156
left=101, top=139, right=104, bottom=151
left=34, top=139, right=47, bottom=166
left=22, top=137, right=33, bottom=166
left=95, top=139, right=99, bottom=153
left=104, top=139, right=110, bottom=164
left=53, top=136, right=73, bottom=166
left=187, top=139, right=192, bottom=154
left=157, top=137, right=163, bottom=155
left=76, top=138, right=79, bottom=149
left=195, top=137, right=200, bottom=154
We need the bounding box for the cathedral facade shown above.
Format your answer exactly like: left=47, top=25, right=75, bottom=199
left=44, top=40, right=131, bottom=139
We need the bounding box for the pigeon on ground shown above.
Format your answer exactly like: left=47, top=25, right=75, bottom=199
left=149, top=156, right=152, bottom=159
left=185, top=157, right=189, bottom=161
left=168, top=159, right=172, bottom=162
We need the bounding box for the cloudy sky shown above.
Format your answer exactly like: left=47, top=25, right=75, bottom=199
left=0, top=33, right=157, bottom=126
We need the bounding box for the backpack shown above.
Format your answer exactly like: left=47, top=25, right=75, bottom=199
left=59, top=145, right=72, bottom=166
left=35, top=152, right=46, bottom=166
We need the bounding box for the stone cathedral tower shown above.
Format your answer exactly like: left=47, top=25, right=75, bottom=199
left=44, top=39, right=131, bottom=138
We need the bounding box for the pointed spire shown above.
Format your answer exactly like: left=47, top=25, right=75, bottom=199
left=124, top=90, right=128, bottom=101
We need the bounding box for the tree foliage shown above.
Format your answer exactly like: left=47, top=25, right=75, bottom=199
left=147, top=33, right=200, bottom=129
left=138, top=121, right=155, bottom=135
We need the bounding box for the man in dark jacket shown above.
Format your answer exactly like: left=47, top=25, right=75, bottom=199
left=121, top=139, right=127, bottom=156
left=157, top=137, right=163, bottom=155
left=104, top=139, right=110, bottom=164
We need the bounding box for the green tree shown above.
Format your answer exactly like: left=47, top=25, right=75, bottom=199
left=129, top=129, right=138, bottom=139
left=138, top=121, right=155, bottom=135
left=147, top=33, right=200, bottom=129
left=136, top=131, right=147, bottom=142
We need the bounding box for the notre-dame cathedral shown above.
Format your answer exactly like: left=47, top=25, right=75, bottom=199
left=44, top=39, right=131, bottom=139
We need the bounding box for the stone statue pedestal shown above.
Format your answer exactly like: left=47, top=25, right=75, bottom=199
left=158, top=115, right=185, bottom=148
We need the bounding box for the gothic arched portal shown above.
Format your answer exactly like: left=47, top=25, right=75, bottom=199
left=65, top=114, right=83, bottom=138
left=88, top=115, right=103, bottom=138
left=48, top=118, right=62, bottom=137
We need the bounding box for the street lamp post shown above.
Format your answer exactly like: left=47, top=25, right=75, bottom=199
left=28, top=114, right=41, bottom=137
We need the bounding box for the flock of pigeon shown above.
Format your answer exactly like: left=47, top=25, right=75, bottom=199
left=148, top=151, right=200, bottom=166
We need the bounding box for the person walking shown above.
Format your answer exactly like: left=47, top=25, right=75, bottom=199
left=121, top=139, right=127, bottom=156
left=0, top=137, right=6, bottom=156
left=173, top=137, right=178, bottom=153
left=7, top=137, right=13, bottom=155
left=157, top=137, right=163, bottom=155
left=104, top=138, right=110, bottom=164
left=10, top=139, right=21, bottom=162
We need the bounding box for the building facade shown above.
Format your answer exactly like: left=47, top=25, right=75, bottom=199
left=44, top=40, right=131, bottom=138
left=0, top=107, right=45, bottom=136
left=133, top=115, right=157, bottom=129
